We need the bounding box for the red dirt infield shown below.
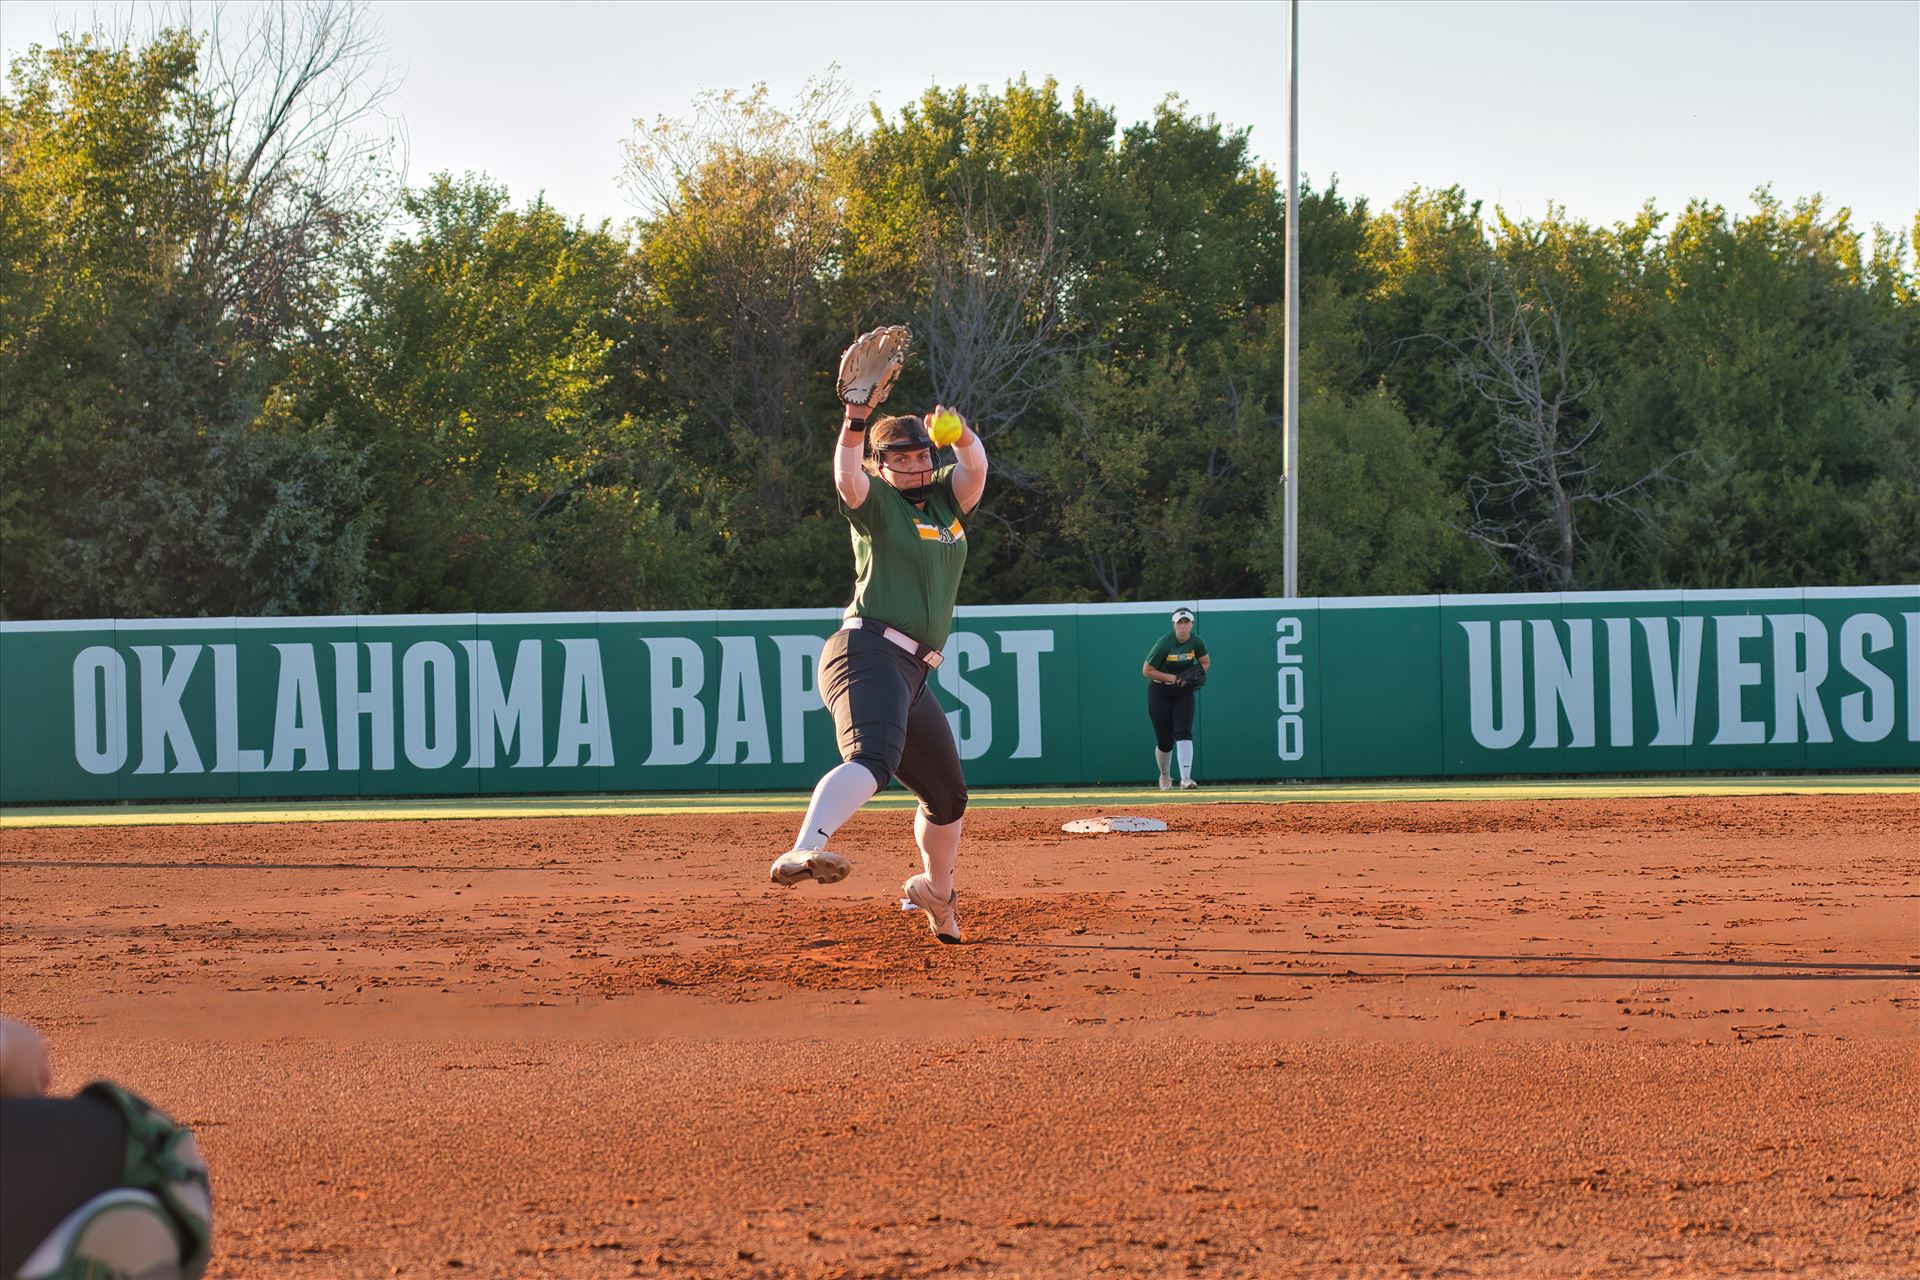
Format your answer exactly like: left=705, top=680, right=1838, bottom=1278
left=3, top=792, right=1916, bottom=1278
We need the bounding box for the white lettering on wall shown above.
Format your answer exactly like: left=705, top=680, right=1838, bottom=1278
left=1275, top=618, right=1306, bottom=762
left=333, top=642, right=395, bottom=771
left=1906, top=613, right=1920, bottom=744
left=402, top=641, right=460, bottom=770
left=1710, top=616, right=1766, bottom=745
left=1604, top=618, right=1634, bottom=747
left=1838, top=614, right=1895, bottom=742
left=132, top=645, right=203, bottom=775
left=641, top=637, right=705, bottom=766
left=772, top=635, right=826, bottom=764
left=708, top=636, right=772, bottom=765
left=1530, top=618, right=1595, bottom=749
left=267, top=643, right=329, bottom=772
left=72, top=646, right=127, bottom=775
left=211, top=644, right=265, bottom=773
left=1643, top=616, right=1705, bottom=747
left=462, top=639, right=543, bottom=769
left=1767, top=615, right=1832, bottom=745
left=1461, top=620, right=1525, bottom=750
left=998, top=630, right=1055, bottom=760
left=50, top=605, right=1920, bottom=785
left=550, top=639, right=613, bottom=767
left=938, top=632, right=993, bottom=761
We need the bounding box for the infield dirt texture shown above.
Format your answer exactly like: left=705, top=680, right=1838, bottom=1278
left=3, top=787, right=1916, bottom=1278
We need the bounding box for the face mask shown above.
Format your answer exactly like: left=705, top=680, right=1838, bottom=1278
left=889, top=473, right=935, bottom=501
left=879, top=446, right=935, bottom=501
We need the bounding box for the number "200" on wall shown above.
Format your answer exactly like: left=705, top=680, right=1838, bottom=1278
left=1277, top=618, right=1306, bottom=761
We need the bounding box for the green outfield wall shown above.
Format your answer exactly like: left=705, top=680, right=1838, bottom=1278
left=2, top=588, right=1915, bottom=804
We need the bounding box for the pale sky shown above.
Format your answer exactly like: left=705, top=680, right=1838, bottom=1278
left=3, top=0, right=1916, bottom=240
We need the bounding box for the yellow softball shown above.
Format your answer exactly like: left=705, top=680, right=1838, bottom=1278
left=927, top=407, right=965, bottom=447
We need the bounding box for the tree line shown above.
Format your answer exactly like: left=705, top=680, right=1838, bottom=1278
left=3, top=14, right=1915, bottom=622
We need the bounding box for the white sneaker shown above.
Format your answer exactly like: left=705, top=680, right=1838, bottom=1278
left=1179, top=778, right=1198, bottom=789
left=901, top=873, right=962, bottom=944
left=1157, top=774, right=1172, bottom=791
left=769, top=847, right=851, bottom=887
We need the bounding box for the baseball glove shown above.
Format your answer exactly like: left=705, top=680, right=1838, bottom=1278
left=836, top=325, right=911, bottom=409
left=1175, top=664, right=1207, bottom=689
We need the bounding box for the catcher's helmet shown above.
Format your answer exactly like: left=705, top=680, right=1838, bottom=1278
left=870, top=415, right=938, bottom=501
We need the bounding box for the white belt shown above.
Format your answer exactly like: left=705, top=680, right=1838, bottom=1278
left=842, top=616, right=943, bottom=668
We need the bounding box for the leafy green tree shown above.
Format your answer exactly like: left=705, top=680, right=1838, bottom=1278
left=10, top=28, right=1915, bottom=619
left=619, top=81, right=859, bottom=608
left=1627, top=193, right=1910, bottom=586
left=1857, top=386, right=1920, bottom=582
left=846, top=79, right=1114, bottom=445
left=1016, top=101, right=1292, bottom=600
left=1360, top=186, right=1494, bottom=456
left=0, top=30, right=372, bottom=619
left=1246, top=386, right=1477, bottom=597
left=318, top=175, right=716, bottom=611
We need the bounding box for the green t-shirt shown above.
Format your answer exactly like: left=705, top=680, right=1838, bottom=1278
left=1145, top=630, right=1208, bottom=676
left=840, top=464, right=970, bottom=650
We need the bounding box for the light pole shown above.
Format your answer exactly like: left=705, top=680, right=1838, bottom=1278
left=1283, top=0, right=1301, bottom=599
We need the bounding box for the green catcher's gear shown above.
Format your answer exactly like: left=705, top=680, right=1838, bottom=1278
left=14, top=1083, right=212, bottom=1280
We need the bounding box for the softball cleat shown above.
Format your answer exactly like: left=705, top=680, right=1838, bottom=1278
left=1158, top=774, right=1173, bottom=791
left=769, top=848, right=851, bottom=887
left=1179, top=778, right=1199, bottom=789
left=901, top=873, right=962, bottom=944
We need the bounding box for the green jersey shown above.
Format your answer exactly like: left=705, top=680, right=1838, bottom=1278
left=841, top=465, right=969, bottom=650
left=1146, top=630, right=1208, bottom=676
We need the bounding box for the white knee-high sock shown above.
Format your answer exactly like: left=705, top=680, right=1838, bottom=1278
left=1154, top=747, right=1172, bottom=779
left=915, top=809, right=962, bottom=898
left=1175, top=740, right=1194, bottom=782
left=794, top=762, right=880, bottom=851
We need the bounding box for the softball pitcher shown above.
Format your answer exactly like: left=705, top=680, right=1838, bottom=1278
left=1143, top=606, right=1210, bottom=788
left=767, top=327, right=987, bottom=945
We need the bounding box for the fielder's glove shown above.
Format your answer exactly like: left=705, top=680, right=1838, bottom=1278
left=836, top=325, right=911, bottom=409
left=1176, top=665, right=1207, bottom=689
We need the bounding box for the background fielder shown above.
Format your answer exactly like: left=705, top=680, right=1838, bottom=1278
left=1142, top=606, right=1210, bottom=789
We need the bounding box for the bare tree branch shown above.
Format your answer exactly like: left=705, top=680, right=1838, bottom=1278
left=913, top=165, right=1084, bottom=451
left=620, top=77, right=854, bottom=533
left=178, top=1, right=403, bottom=343
left=1434, top=271, right=1668, bottom=590
left=54, top=2, right=401, bottom=344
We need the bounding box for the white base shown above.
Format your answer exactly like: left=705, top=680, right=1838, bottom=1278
left=1061, top=815, right=1170, bottom=834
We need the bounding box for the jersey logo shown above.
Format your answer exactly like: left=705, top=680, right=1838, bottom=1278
left=914, top=517, right=966, bottom=545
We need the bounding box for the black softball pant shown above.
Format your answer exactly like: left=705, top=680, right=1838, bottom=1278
left=0, top=1095, right=127, bottom=1276
left=1146, top=681, right=1197, bottom=752
left=819, top=626, right=968, bottom=824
